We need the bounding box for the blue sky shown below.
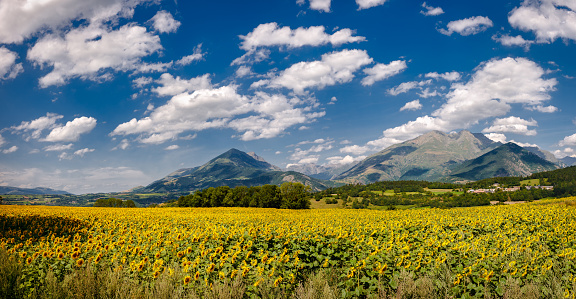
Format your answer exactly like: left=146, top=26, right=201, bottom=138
left=1, top=0, right=576, bottom=194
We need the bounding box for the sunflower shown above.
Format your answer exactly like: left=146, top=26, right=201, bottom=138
left=194, top=271, right=200, bottom=280
left=273, top=277, right=283, bottom=287
left=206, top=263, right=215, bottom=273
left=183, top=275, right=192, bottom=285
left=26, top=257, right=33, bottom=265
left=153, top=271, right=161, bottom=279
left=76, top=258, right=84, bottom=267
left=71, top=251, right=80, bottom=259
left=57, top=252, right=65, bottom=259
left=20, top=252, right=27, bottom=258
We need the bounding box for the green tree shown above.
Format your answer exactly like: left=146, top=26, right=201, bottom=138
left=280, top=182, right=311, bottom=209
left=123, top=200, right=136, bottom=208
left=259, top=185, right=282, bottom=208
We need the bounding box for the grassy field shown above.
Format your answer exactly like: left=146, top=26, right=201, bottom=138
left=310, top=198, right=343, bottom=209
left=520, top=179, right=540, bottom=186
left=1, top=200, right=576, bottom=298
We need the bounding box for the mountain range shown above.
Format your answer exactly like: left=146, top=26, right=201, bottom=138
left=448, top=142, right=559, bottom=181
left=2, top=130, right=565, bottom=196
left=332, top=130, right=560, bottom=184
left=134, top=148, right=339, bottom=193
left=133, top=130, right=561, bottom=194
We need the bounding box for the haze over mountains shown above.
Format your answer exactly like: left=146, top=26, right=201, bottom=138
left=2, top=130, right=567, bottom=195
left=0, top=186, right=70, bottom=195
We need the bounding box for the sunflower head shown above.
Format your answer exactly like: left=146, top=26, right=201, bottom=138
left=183, top=276, right=192, bottom=285
left=76, top=258, right=84, bottom=267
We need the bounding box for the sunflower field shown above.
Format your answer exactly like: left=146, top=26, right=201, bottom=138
left=1, top=199, right=576, bottom=298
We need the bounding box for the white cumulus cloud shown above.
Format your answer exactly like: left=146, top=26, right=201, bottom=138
left=44, top=143, right=74, bottom=152
left=239, top=22, right=365, bottom=51
left=297, top=0, right=332, bottom=12
left=288, top=140, right=334, bottom=164
left=529, top=105, right=558, bottom=113
left=176, top=45, right=204, bottom=66
left=2, top=146, right=18, bottom=154
left=0, top=0, right=147, bottom=44
left=492, top=34, right=534, bottom=49
left=425, top=71, right=460, bottom=81
left=28, top=23, right=163, bottom=87
left=482, top=116, right=538, bottom=136
left=387, top=80, right=431, bottom=96
left=439, top=16, right=493, bottom=36
left=44, top=116, right=97, bottom=142
left=421, top=2, right=444, bottom=16
left=151, top=11, right=180, bottom=33
left=74, top=148, right=95, bottom=157
left=356, top=0, right=387, bottom=10
left=484, top=133, right=507, bottom=143
left=361, top=60, right=407, bottom=86
left=344, top=57, right=557, bottom=154
left=509, top=0, right=576, bottom=43
left=325, top=155, right=366, bottom=166
left=559, top=133, right=576, bottom=147
left=258, top=49, right=373, bottom=94
left=112, top=86, right=324, bottom=143
left=12, top=113, right=64, bottom=141
left=0, top=47, right=23, bottom=80
left=400, top=100, right=423, bottom=111
left=152, top=73, right=212, bottom=96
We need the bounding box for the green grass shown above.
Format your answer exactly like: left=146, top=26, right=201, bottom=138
left=310, top=198, right=342, bottom=209
left=425, top=188, right=453, bottom=194
left=520, top=179, right=540, bottom=186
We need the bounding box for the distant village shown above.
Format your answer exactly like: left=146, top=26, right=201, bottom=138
left=467, top=184, right=553, bottom=194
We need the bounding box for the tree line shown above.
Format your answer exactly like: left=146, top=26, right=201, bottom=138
left=175, top=182, right=311, bottom=209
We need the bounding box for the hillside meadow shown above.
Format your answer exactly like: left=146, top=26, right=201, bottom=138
left=1, top=200, right=576, bottom=298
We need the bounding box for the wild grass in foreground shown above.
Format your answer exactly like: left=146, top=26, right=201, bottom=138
left=0, top=249, right=572, bottom=299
